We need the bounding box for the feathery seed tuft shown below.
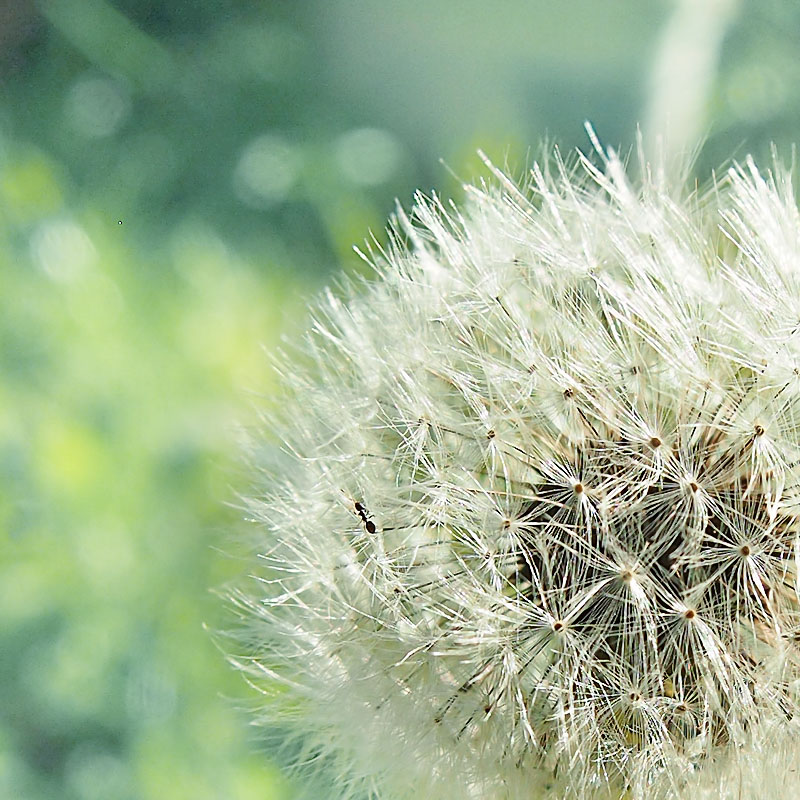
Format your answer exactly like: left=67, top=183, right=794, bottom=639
left=230, top=132, right=800, bottom=799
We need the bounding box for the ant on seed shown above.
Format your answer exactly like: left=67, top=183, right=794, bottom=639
left=354, top=500, right=377, bottom=533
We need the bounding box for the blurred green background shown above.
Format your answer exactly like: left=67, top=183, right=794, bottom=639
left=1, top=1, right=799, bottom=798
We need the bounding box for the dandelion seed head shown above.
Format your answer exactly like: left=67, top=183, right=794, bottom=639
left=232, top=133, right=800, bottom=799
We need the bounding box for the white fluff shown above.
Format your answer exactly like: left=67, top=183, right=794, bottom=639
left=230, top=131, right=800, bottom=799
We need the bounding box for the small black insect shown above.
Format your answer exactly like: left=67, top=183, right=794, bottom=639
left=354, top=500, right=376, bottom=533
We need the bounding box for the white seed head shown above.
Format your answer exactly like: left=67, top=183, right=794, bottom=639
left=231, top=135, right=800, bottom=799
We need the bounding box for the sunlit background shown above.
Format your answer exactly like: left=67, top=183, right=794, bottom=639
left=2, top=1, right=799, bottom=798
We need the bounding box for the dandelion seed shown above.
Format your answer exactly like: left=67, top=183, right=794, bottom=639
left=230, top=131, right=800, bottom=799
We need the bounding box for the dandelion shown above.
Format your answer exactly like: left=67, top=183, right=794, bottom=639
left=229, top=128, right=800, bottom=799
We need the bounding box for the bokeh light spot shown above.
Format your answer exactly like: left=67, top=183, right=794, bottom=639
left=334, top=127, right=402, bottom=186
left=30, top=219, right=97, bottom=282
left=65, top=74, right=131, bottom=139
left=233, top=134, right=301, bottom=208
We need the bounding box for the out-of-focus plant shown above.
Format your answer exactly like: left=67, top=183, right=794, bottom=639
left=0, top=139, right=297, bottom=799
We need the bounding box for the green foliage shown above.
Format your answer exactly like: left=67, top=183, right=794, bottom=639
left=0, top=144, right=299, bottom=797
